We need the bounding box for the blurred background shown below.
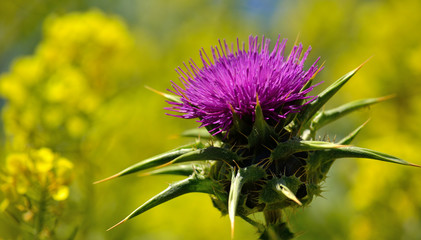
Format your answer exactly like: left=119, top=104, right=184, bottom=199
left=0, top=0, right=420, bottom=239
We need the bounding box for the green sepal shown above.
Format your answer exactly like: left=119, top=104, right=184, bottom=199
left=107, top=174, right=216, bottom=230
left=94, top=146, right=201, bottom=183
left=248, top=99, right=277, bottom=150
left=310, top=96, right=391, bottom=131
left=289, top=64, right=363, bottom=134
left=260, top=176, right=302, bottom=208
left=276, top=182, right=302, bottom=206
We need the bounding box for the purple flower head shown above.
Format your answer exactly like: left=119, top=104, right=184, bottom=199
left=167, top=35, right=321, bottom=135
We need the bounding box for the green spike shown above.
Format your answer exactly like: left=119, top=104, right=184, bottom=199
left=166, top=147, right=239, bottom=167
left=338, top=120, right=369, bottom=145
left=145, top=85, right=182, bottom=103
left=107, top=174, right=215, bottom=231
left=139, top=164, right=200, bottom=177
left=311, top=95, right=392, bottom=131
left=322, top=146, right=421, bottom=167
left=94, top=146, right=200, bottom=184
left=227, top=166, right=266, bottom=238
left=290, top=61, right=368, bottom=134
left=271, top=140, right=342, bottom=160
left=181, top=128, right=212, bottom=139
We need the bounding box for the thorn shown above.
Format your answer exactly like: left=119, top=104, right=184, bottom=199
left=93, top=173, right=120, bottom=184
left=230, top=219, right=235, bottom=240
left=356, top=56, right=373, bottom=71
left=232, top=160, right=241, bottom=170
left=410, top=163, right=421, bottom=168
left=145, top=85, right=164, bottom=96
left=106, top=218, right=128, bottom=231
left=376, top=94, right=396, bottom=102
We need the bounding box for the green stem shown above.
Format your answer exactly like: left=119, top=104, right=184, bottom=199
left=264, top=209, right=282, bottom=225
left=260, top=210, right=294, bottom=240
left=36, top=187, right=48, bottom=238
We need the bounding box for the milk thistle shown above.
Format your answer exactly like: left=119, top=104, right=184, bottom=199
left=97, top=35, right=420, bottom=239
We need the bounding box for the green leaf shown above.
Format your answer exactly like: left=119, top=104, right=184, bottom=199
left=167, top=146, right=239, bottom=166
left=139, top=164, right=201, bottom=177
left=107, top=174, right=215, bottom=231
left=271, top=139, right=341, bottom=160
left=338, top=120, right=369, bottom=145
left=94, top=144, right=202, bottom=183
left=311, top=96, right=392, bottom=131
left=290, top=62, right=368, bottom=134
left=323, top=146, right=420, bottom=167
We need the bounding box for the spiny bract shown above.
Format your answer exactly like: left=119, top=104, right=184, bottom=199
left=96, top=36, right=420, bottom=240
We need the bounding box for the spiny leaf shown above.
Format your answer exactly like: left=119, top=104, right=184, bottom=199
left=338, top=120, right=369, bottom=145
left=139, top=164, right=200, bottom=177
left=107, top=174, right=215, bottom=231
left=311, top=95, right=392, bottom=131
left=271, top=140, right=342, bottom=160
left=290, top=60, right=369, bottom=134
left=94, top=144, right=201, bottom=184
left=145, top=85, right=182, bottom=103
left=323, top=146, right=421, bottom=167
left=165, top=147, right=239, bottom=167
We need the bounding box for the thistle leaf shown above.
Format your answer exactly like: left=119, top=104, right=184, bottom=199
left=311, top=96, right=392, bottom=131
left=94, top=145, right=200, bottom=184
left=324, top=146, right=420, bottom=167
left=271, top=140, right=342, bottom=160
left=139, top=164, right=200, bottom=177
left=338, top=120, right=369, bottom=145
left=165, top=147, right=239, bottom=167
left=145, top=85, right=182, bottom=103
left=291, top=61, right=368, bottom=134
left=107, top=174, right=215, bottom=231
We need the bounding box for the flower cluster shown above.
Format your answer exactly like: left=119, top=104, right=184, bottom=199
left=0, top=148, right=73, bottom=238
left=0, top=10, right=138, bottom=149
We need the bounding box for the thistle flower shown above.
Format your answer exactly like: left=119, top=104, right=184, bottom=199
left=166, top=35, right=320, bottom=135
left=97, top=36, right=420, bottom=240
